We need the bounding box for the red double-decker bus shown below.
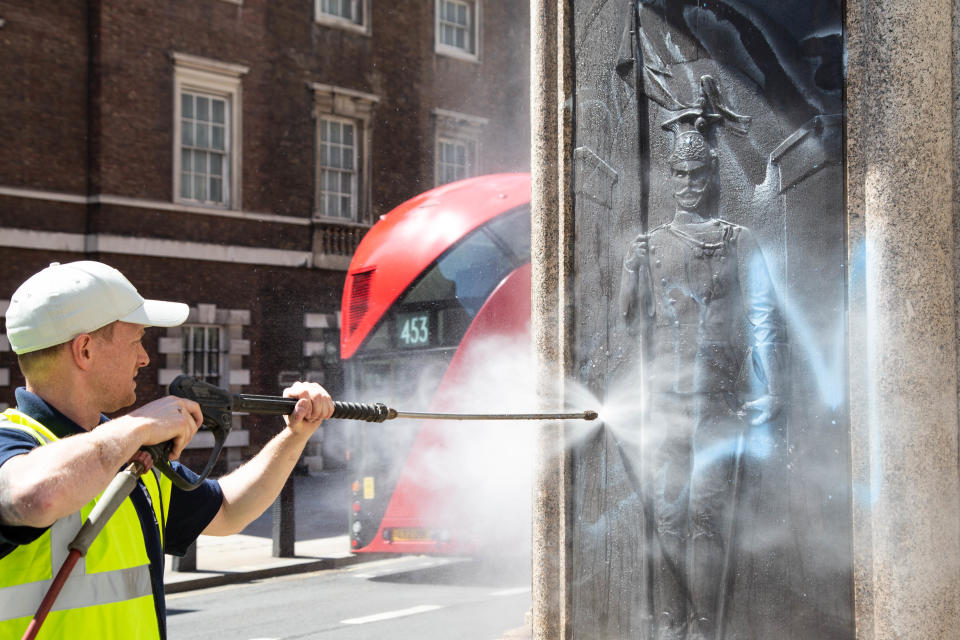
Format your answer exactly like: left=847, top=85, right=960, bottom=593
left=340, top=173, right=532, bottom=555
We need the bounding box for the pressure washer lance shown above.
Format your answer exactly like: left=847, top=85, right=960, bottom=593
left=156, top=375, right=598, bottom=492
left=233, top=392, right=600, bottom=423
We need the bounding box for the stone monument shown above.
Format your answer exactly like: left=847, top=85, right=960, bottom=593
left=530, top=0, right=960, bottom=638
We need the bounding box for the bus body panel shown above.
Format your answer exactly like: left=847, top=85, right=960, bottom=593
left=343, top=173, right=532, bottom=555
left=355, top=264, right=532, bottom=554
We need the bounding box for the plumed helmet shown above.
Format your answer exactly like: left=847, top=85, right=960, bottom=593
left=667, top=130, right=714, bottom=165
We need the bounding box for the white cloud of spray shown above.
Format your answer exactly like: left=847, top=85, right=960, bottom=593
left=380, top=330, right=603, bottom=561
left=389, top=332, right=540, bottom=558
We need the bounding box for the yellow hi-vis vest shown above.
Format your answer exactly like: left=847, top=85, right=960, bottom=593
left=0, top=408, right=171, bottom=639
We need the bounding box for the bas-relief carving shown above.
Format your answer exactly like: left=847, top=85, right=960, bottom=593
left=618, top=82, right=788, bottom=640
left=571, top=1, right=849, bottom=638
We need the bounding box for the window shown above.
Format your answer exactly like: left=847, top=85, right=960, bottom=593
left=439, top=0, right=471, bottom=50
left=172, top=53, right=248, bottom=209
left=180, top=93, right=228, bottom=204
left=310, top=83, right=379, bottom=224
left=436, top=138, right=475, bottom=185
left=315, top=0, right=369, bottom=33
left=436, top=0, right=479, bottom=60
left=319, top=0, right=361, bottom=23
left=320, top=118, right=358, bottom=219
left=159, top=303, right=250, bottom=389
left=432, top=108, right=487, bottom=186
left=182, top=325, right=222, bottom=386
left=303, top=313, right=343, bottom=394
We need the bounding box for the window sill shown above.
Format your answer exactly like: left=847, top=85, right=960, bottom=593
left=435, top=45, right=481, bottom=64
left=175, top=198, right=232, bottom=211
left=314, top=15, right=371, bottom=36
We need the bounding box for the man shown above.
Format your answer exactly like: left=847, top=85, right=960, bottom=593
left=0, top=261, right=334, bottom=639
left=619, top=117, right=788, bottom=639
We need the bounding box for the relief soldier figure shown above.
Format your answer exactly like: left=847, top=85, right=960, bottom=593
left=619, top=84, right=789, bottom=639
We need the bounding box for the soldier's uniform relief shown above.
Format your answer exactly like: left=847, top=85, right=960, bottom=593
left=619, top=93, right=788, bottom=639
left=571, top=2, right=848, bottom=638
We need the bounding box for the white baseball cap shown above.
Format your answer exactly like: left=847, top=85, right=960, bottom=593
left=6, top=261, right=190, bottom=355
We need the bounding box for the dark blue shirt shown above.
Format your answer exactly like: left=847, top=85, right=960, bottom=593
left=0, top=388, right=224, bottom=639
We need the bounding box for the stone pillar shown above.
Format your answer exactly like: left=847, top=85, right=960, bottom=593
left=530, top=0, right=573, bottom=638
left=532, top=1, right=960, bottom=638
left=849, top=0, right=960, bottom=638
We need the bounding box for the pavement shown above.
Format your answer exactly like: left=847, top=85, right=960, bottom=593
left=164, top=469, right=373, bottom=594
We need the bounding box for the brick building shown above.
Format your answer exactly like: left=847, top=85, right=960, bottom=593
left=0, top=0, right=530, bottom=473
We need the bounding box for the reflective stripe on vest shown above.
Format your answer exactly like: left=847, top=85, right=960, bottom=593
left=0, top=409, right=171, bottom=638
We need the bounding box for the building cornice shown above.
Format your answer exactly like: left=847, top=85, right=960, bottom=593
left=170, top=52, right=250, bottom=77
left=0, top=227, right=317, bottom=268
left=308, top=82, right=380, bottom=104
left=0, top=185, right=310, bottom=226
left=431, top=107, right=489, bottom=128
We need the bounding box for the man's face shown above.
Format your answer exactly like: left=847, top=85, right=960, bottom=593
left=670, top=159, right=714, bottom=213
left=89, top=321, right=150, bottom=413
